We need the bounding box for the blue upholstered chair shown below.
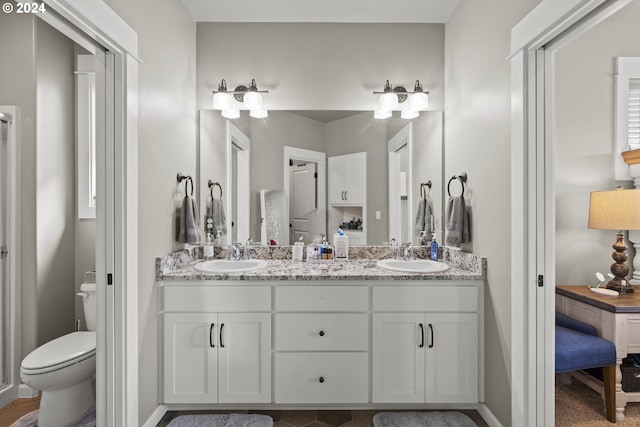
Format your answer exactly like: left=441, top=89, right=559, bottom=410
left=556, top=312, right=617, bottom=422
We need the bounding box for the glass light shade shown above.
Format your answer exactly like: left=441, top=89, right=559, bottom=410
left=379, top=92, right=399, bottom=110
left=409, top=92, right=429, bottom=111
left=213, top=92, right=233, bottom=110
left=374, top=109, right=392, bottom=119
left=221, top=109, right=240, bottom=119
left=401, top=109, right=419, bottom=119
left=588, top=189, right=640, bottom=230
left=250, top=109, right=268, bottom=119
left=243, top=91, right=263, bottom=109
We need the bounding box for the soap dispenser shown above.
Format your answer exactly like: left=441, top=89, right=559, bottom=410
left=292, top=236, right=304, bottom=262
left=430, top=234, right=439, bottom=261
left=204, top=233, right=214, bottom=260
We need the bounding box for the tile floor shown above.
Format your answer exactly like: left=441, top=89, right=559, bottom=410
left=157, top=409, right=489, bottom=427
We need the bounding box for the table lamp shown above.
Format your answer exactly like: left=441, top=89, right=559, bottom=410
left=588, top=187, right=640, bottom=293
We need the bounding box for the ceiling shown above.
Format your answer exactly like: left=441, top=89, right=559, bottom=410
left=180, top=0, right=462, bottom=23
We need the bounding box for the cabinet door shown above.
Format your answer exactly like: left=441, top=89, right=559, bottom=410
left=372, top=313, right=425, bottom=403
left=425, top=313, right=478, bottom=403
left=218, top=313, right=271, bottom=403
left=344, top=152, right=366, bottom=204
left=163, top=313, right=218, bottom=404
left=328, top=155, right=347, bottom=204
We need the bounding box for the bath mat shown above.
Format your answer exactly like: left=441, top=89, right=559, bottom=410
left=167, top=413, right=273, bottom=427
left=9, top=406, right=96, bottom=427
left=373, top=411, right=477, bottom=427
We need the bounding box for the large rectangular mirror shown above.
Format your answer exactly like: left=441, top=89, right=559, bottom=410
left=199, top=110, right=443, bottom=246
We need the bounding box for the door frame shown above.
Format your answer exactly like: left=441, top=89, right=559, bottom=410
left=41, top=1, right=139, bottom=426
left=510, top=0, right=633, bottom=425
left=227, top=122, right=251, bottom=244
left=387, top=123, right=412, bottom=244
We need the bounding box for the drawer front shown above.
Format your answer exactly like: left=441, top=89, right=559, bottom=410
left=275, top=353, right=368, bottom=403
left=373, top=285, right=478, bottom=312
left=275, top=314, right=368, bottom=351
left=163, top=285, right=271, bottom=312
left=275, top=286, right=368, bottom=312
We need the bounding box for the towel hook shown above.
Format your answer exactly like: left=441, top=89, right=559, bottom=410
left=208, top=180, right=223, bottom=199
left=177, top=172, right=193, bottom=196
left=447, top=172, right=467, bottom=197
left=420, top=181, right=432, bottom=200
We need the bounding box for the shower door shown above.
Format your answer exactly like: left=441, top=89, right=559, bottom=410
left=0, top=106, right=19, bottom=408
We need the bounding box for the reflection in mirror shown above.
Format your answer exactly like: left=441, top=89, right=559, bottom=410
left=199, top=110, right=443, bottom=246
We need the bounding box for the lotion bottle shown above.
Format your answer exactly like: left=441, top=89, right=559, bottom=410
left=430, top=234, right=439, bottom=261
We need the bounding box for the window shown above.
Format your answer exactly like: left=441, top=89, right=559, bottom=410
left=615, top=57, right=640, bottom=180
left=76, top=54, right=96, bottom=219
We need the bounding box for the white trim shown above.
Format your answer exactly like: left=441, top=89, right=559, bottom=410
left=141, top=405, right=168, bottom=427
left=227, top=122, right=251, bottom=245
left=0, top=106, right=20, bottom=409
left=477, top=403, right=504, bottom=427
left=615, top=57, right=640, bottom=180
left=283, top=146, right=327, bottom=241
left=76, top=55, right=97, bottom=219
left=510, top=1, right=632, bottom=425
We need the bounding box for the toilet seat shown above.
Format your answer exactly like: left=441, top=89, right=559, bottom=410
left=21, top=331, right=96, bottom=375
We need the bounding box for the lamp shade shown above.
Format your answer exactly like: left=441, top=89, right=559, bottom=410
left=243, top=91, right=263, bottom=109
left=588, top=188, right=640, bottom=230
left=250, top=108, right=268, bottom=119
left=409, top=92, right=429, bottom=111
left=379, top=92, right=399, bottom=110
left=374, top=109, right=392, bottom=119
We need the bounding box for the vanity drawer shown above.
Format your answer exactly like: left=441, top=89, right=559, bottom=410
left=275, top=353, right=368, bottom=403
left=373, top=285, right=478, bottom=312
left=275, top=285, right=368, bottom=312
left=163, top=285, right=271, bottom=312
left=275, top=314, right=368, bottom=351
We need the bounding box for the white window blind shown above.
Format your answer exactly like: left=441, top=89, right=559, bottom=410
left=629, top=78, right=640, bottom=150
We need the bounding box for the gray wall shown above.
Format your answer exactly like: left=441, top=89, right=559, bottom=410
left=102, top=0, right=197, bottom=423
left=445, top=0, right=542, bottom=425
left=554, top=8, right=640, bottom=286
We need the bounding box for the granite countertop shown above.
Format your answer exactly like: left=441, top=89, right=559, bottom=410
left=156, top=246, right=486, bottom=282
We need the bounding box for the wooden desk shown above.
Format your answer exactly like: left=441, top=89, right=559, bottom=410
left=556, top=285, right=640, bottom=421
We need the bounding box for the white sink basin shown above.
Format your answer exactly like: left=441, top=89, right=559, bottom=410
left=376, top=259, right=450, bottom=274
left=194, top=259, right=268, bottom=274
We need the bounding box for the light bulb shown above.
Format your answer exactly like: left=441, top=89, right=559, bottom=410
left=250, top=109, right=268, bottom=119
left=409, top=92, right=429, bottom=111
left=221, top=109, right=240, bottom=119
left=379, top=92, right=399, bottom=110
left=243, top=91, right=263, bottom=109
left=374, top=109, right=392, bottom=119
left=213, top=92, right=233, bottom=110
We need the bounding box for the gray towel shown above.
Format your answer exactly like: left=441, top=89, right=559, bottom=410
left=205, top=196, right=227, bottom=237
left=445, top=196, right=469, bottom=247
left=372, top=411, right=476, bottom=427
left=415, top=198, right=433, bottom=238
left=177, top=195, right=201, bottom=245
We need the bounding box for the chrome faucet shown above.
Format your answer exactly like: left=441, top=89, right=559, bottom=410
left=228, top=242, right=245, bottom=261
left=403, top=243, right=416, bottom=261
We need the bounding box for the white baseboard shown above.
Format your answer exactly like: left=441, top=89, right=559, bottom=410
left=18, top=384, right=38, bottom=399
left=477, top=403, right=504, bottom=427
left=142, top=405, right=168, bottom=427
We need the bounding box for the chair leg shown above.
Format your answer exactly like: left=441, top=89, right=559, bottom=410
left=602, top=365, right=616, bottom=423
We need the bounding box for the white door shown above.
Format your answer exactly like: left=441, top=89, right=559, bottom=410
left=290, top=163, right=317, bottom=243
left=372, top=313, right=426, bottom=403
left=425, top=313, right=478, bottom=403
left=218, top=313, right=271, bottom=403
left=163, top=313, right=218, bottom=404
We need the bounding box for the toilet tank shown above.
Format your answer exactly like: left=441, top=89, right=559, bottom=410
left=79, top=282, right=97, bottom=331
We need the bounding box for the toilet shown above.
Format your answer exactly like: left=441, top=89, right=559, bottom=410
left=21, top=282, right=97, bottom=427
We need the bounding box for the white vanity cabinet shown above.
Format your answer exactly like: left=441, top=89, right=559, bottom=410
left=371, top=284, right=480, bottom=404
left=328, top=152, right=366, bottom=205
left=274, top=285, right=369, bottom=404
left=161, top=284, right=271, bottom=404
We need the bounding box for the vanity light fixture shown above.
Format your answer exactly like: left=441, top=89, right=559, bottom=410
left=212, top=78, right=269, bottom=119
left=373, top=80, right=430, bottom=119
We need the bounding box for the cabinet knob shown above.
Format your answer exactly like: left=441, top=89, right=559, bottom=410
left=319, top=376, right=325, bottom=383
left=319, top=330, right=325, bottom=337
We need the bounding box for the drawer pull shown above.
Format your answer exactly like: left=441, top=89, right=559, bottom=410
left=319, top=330, right=325, bottom=337
left=319, top=376, right=325, bottom=383
left=428, top=323, right=434, bottom=348
left=220, top=323, right=225, bottom=348
left=419, top=323, right=424, bottom=348
left=209, top=323, right=215, bottom=348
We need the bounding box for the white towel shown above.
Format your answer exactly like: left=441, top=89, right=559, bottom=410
left=445, top=196, right=470, bottom=247
left=205, top=196, right=227, bottom=237
left=177, top=195, right=201, bottom=245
